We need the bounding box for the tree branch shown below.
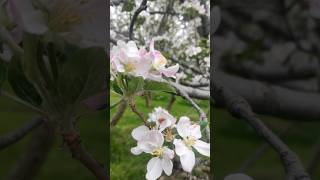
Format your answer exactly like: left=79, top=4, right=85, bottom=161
left=212, top=80, right=310, bottom=180
left=111, top=99, right=127, bottom=127
left=6, top=122, right=55, bottom=180
left=0, top=116, right=43, bottom=150
left=63, top=131, right=108, bottom=180
left=129, top=0, right=148, bottom=40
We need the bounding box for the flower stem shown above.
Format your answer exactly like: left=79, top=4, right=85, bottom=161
left=1, top=90, right=44, bottom=115
left=128, top=97, right=148, bottom=126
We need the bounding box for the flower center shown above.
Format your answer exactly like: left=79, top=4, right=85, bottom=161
left=124, top=63, right=136, bottom=72
left=151, top=147, right=164, bottom=157
left=158, top=118, right=166, bottom=124
left=184, top=137, right=196, bottom=148
left=163, top=128, right=174, bottom=142
left=48, top=1, right=82, bottom=32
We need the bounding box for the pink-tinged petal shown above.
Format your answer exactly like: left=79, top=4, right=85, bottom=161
left=10, top=0, right=48, bottom=35
left=159, top=64, right=179, bottom=78
left=193, top=140, right=210, bottom=157
left=177, top=116, right=191, bottom=138
left=134, top=56, right=152, bottom=78
left=146, top=157, right=163, bottom=180
left=149, top=39, right=155, bottom=52
left=127, top=41, right=139, bottom=55
left=163, top=147, right=175, bottom=159
left=180, top=149, right=195, bottom=172
left=131, top=146, right=143, bottom=155
left=173, top=139, right=189, bottom=156
left=131, top=125, right=149, bottom=141
left=139, top=48, right=147, bottom=56
left=189, top=124, right=202, bottom=140
left=161, top=158, right=173, bottom=176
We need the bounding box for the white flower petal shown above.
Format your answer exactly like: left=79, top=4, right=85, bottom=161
left=163, top=147, right=175, bottom=159
left=180, top=149, right=195, bottom=173
left=177, top=116, right=191, bottom=138
left=159, top=64, right=179, bottom=78
left=146, top=157, right=163, bottom=180
left=173, top=139, right=189, bottom=156
left=130, top=146, right=143, bottom=155
left=193, top=140, right=210, bottom=157
left=161, top=158, right=173, bottom=176
left=189, top=124, right=202, bottom=140
left=131, top=125, right=149, bottom=141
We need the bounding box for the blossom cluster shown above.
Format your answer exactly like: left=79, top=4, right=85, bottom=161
left=110, top=40, right=179, bottom=79
left=131, top=107, right=210, bottom=180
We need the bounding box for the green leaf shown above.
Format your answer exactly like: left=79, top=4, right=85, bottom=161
left=144, top=80, right=175, bottom=93
left=8, top=55, right=42, bottom=106
left=127, top=76, right=144, bottom=95
left=22, top=33, right=42, bottom=83
left=200, top=121, right=208, bottom=132
left=111, top=80, right=123, bottom=95
left=58, top=47, right=106, bottom=104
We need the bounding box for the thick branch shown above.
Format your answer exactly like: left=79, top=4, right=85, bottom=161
left=0, top=117, right=43, bottom=150
left=111, top=99, right=127, bottom=127
left=128, top=0, right=148, bottom=40
left=6, top=122, right=55, bottom=180
left=63, top=131, right=108, bottom=180
left=216, top=72, right=320, bottom=121
left=212, top=81, right=310, bottom=180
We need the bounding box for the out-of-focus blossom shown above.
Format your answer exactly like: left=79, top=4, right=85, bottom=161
left=173, top=116, right=210, bottom=172
left=185, top=46, right=202, bottom=57
left=8, top=0, right=106, bottom=48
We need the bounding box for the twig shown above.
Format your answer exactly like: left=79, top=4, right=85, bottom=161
left=166, top=94, right=176, bottom=112
left=111, top=99, right=127, bottom=127
left=128, top=0, right=148, bottom=40
left=128, top=97, right=148, bottom=125
left=63, top=131, right=108, bottom=180
left=212, top=81, right=310, bottom=180
left=6, top=122, right=55, bottom=180
left=307, top=138, right=320, bottom=176
left=0, top=116, right=43, bottom=150
left=0, top=90, right=45, bottom=115
left=169, top=81, right=210, bottom=141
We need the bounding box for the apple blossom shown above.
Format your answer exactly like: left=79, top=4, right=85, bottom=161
left=111, top=40, right=152, bottom=79
left=173, top=116, right=210, bottom=172
left=131, top=130, right=174, bottom=180
left=7, top=0, right=106, bottom=47
left=149, top=40, right=179, bottom=78
left=148, top=107, right=176, bottom=132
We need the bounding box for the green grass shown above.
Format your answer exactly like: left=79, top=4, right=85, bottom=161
left=0, top=92, right=107, bottom=179
left=110, top=91, right=210, bottom=180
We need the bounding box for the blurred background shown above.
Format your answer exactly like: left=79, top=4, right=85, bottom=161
left=213, top=0, right=320, bottom=179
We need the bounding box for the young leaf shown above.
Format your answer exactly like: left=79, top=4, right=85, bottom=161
left=144, top=80, right=175, bottom=93
left=8, top=55, right=42, bottom=106
left=58, top=47, right=106, bottom=104
left=127, top=76, right=144, bottom=95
